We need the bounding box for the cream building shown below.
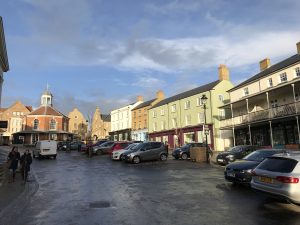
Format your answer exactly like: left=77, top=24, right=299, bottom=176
left=68, top=108, right=88, bottom=140
left=91, top=107, right=111, bottom=140
left=110, top=96, right=143, bottom=141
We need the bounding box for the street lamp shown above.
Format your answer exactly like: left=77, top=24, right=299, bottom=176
left=201, top=94, right=210, bottom=163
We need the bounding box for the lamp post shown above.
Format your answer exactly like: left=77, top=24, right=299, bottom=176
left=201, top=94, right=210, bottom=163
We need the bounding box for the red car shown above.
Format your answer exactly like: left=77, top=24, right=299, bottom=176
left=93, top=141, right=131, bottom=155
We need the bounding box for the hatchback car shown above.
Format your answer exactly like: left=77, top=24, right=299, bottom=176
left=251, top=152, right=300, bottom=204
left=172, top=142, right=204, bottom=160
left=224, top=149, right=285, bottom=185
left=112, top=143, right=139, bottom=161
left=125, top=142, right=168, bottom=164
left=216, top=145, right=257, bottom=165
left=93, top=141, right=131, bottom=155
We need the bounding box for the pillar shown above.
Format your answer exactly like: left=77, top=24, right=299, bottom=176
left=269, top=121, right=274, bottom=147
left=248, top=125, right=252, bottom=145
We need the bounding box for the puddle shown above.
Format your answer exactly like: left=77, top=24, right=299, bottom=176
left=89, top=201, right=111, bottom=208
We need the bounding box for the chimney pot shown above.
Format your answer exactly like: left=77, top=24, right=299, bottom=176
left=218, top=64, right=230, bottom=81
left=259, top=58, right=271, bottom=71
left=156, top=90, right=165, bottom=100
left=137, top=95, right=143, bottom=102
left=297, top=42, right=300, bottom=54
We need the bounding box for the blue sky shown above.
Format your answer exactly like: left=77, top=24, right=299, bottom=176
left=1, top=0, right=300, bottom=118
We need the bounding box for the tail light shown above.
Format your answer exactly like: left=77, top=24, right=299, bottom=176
left=276, top=176, right=299, bottom=184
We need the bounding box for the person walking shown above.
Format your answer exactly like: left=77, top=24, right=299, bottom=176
left=20, top=149, right=32, bottom=183
left=7, top=147, right=21, bottom=183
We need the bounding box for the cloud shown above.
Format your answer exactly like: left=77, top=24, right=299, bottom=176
left=132, top=75, right=166, bottom=88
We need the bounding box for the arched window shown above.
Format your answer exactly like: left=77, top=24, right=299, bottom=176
left=50, top=119, right=56, bottom=130
left=33, top=119, right=39, bottom=130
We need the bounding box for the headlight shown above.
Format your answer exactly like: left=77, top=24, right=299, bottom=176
left=245, top=169, right=252, bottom=174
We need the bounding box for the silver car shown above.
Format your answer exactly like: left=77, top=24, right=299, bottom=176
left=251, top=152, right=300, bottom=204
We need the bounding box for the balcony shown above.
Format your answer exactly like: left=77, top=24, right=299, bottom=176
left=220, top=101, right=300, bottom=128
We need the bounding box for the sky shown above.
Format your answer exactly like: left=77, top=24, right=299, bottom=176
left=1, top=0, right=300, bottom=118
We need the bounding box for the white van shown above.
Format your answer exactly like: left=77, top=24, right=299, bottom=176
left=33, top=140, right=57, bottom=159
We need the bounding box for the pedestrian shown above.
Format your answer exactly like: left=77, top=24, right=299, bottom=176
left=20, top=149, right=33, bottom=183
left=7, top=147, right=21, bottom=183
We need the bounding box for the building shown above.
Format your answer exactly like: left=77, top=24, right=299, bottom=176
left=68, top=108, right=88, bottom=140
left=0, top=17, right=9, bottom=107
left=110, top=96, right=143, bottom=141
left=13, top=90, right=72, bottom=144
left=219, top=41, right=300, bottom=149
left=131, top=90, right=165, bottom=141
left=91, top=107, right=111, bottom=140
left=0, top=101, right=32, bottom=145
left=148, top=65, right=234, bottom=150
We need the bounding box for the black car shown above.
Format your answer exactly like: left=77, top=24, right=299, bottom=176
left=172, top=143, right=204, bottom=160
left=216, top=145, right=257, bottom=165
left=224, top=149, right=285, bottom=184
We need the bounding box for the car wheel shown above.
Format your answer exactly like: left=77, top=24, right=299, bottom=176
left=132, top=156, right=140, bottom=164
left=96, top=150, right=103, bottom=155
left=53, top=155, right=57, bottom=159
left=119, top=154, right=123, bottom=161
left=181, top=153, right=188, bottom=160
left=32, top=152, right=36, bottom=158
left=160, top=154, right=167, bottom=161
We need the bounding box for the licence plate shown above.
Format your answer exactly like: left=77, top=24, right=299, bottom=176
left=259, top=176, right=274, bottom=184
left=227, top=172, right=235, bottom=177
left=43, top=149, right=50, bottom=152
left=217, top=159, right=223, bottom=162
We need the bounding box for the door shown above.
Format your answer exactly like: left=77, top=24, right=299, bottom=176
left=140, top=143, right=153, bottom=161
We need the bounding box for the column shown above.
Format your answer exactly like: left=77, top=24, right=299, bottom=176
left=292, top=84, right=298, bottom=114
left=266, top=92, right=270, bottom=119
left=296, top=116, right=300, bottom=144
left=269, top=121, right=274, bottom=147
left=248, top=124, right=252, bottom=145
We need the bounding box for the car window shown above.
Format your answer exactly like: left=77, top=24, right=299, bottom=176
left=144, top=143, right=153, bottom=150
left=244, top=151, right=282, bottom=162
left=151, top=142, right=162, bottom=149
left=120, top=143, right=129, bottom=148
left=229, top=146, right=242, bottom=153
left=257, top=157, right=298, bottom=173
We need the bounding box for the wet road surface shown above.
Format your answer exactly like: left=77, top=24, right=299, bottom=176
left=2, top=151, right=300, bottom=225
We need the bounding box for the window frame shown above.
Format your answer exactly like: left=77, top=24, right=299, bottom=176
left=279, top=72, right=287, bottom=83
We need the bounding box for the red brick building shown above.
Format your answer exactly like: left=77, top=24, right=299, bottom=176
left=13, top=90, right=72, bottom=144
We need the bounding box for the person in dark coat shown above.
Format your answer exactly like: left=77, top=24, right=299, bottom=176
left=7, top=147, right=21, bottom=182
left=20, top=149, right=33, bottom=183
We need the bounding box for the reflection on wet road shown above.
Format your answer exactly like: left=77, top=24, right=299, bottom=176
left=4, top=151, right=300, bottom=225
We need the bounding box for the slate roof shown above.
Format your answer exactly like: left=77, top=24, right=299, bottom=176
left=151, top=80, right=221, bottom=109
left=28, top=106, right=68, bottom=117
left=101, top=114, right=111, bottom=122
left=132, top=98, right=156, bottom=110
left=230, top=54, right=300, bottom=92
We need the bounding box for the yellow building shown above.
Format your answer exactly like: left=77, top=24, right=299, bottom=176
left=91, top=107, right=111, bottom=140
left=68, top=108, right=87, bottom=140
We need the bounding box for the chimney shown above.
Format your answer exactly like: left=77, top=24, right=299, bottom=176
left=218, top=64, right=230, bottom=81
left=259, top=58, right=271, bottom=71
left=137, top=95, right=143, bottom=102
left=156, top=90, right=165, bottom=100
left=297, top=42, right=300, bottom=54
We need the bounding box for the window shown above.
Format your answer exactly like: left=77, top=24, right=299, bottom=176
left=144, top=120, right=147, bottom=128
left=267, top=78, right=273, bottom=88
left=184, top=100, right=191, bottom=109
left=243, top=87, right=249, bottom=96
left=271, top=99, right=278, bottom=108
left=134, top=122, right=136, bottom=129
left=134, top=112, right=136, bottom=118
left=153, top=111, right=157, bottom=118
left=75, top=116, right=78, bottom=119
left=172, top=118, right=177, bottom=128
left=33, top=119, right=39, bottom=130
left=50, top=119, right=56, bottom=130
left=218, top=95, right=224, bottom=102
left=13, top=112, right=16, bottom=116
left=197, top=97, right=203, bottom=106
left=198, top=113, right=204, bottom=123
left=153, top=122, right=157, bottom=131
left=279, top=72, right=287, bottom=83
left=21, top=112, right=24, bottom=116
left=17, top=112, right=20, bottom=116
left=219, top=109, right=225, bottom=119
left=160, top=109, right=165, bottom=116
left=185, top=115, right=191, bottom=126
left=171, top=104, right=176, bottom=112
left=295, top=67, right=300, bottom=77
left=161, top=121, right=166, bottom=130
left=295, top=93, right=300, bottom=101
left=138, top=110, right=141, bottom=116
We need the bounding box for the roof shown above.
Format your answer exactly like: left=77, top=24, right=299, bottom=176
left=0, top=17, right=9, bottom=72
left=28, top=106, right=68, bottom=117
left=230, top=54, right=300, bottom=92
left=151, top=80, right=220, bottom=109
left=15, top=130, right=73, bottom=134
left=132, top=98, right=156, bottom=110
left=0, top=108, right=7, bottom=113
left=101, top=114, right=111, bottom=122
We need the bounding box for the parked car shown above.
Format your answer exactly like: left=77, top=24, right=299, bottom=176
left=33, top=140, right=57, bottom=159
left=81, top=140, right=108, bottom=153
left=69, top=141, right=85, bottom=151
left=224, top=149, right=286, bottom=185
left=124, top=141, right=168, bottom=164
left=216, top=145, right=258, bottom=165
left=251, top=151, right=300, bottom=205
left=93, top=141, right=131, bottom=155
left=121, top=143, right=143, bottom=161
left=111, top=143, right=139, bottom=161
left=172, top=142, right=205, bottom=160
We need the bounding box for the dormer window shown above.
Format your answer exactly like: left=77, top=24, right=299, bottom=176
left=243, top=87, right=249, bottom=96
left=296, top=67, right=300, bottom=77
left=279, top=72, right=287, bottom=83
left=267, top=78, right=273, bottom=88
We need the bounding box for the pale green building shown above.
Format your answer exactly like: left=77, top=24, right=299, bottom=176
left=148, top=65, right=234, bottom=151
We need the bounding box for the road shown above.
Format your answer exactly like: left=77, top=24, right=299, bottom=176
left=1, top=151, right=300, bottom=225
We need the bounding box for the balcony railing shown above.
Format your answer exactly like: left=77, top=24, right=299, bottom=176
left=220, top=101, right=300, bottom=128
